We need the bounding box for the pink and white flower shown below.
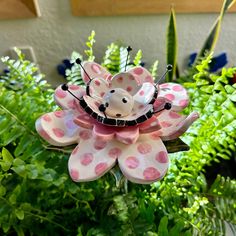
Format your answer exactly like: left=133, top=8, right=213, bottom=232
left=36, top=62, right=198, bottom=184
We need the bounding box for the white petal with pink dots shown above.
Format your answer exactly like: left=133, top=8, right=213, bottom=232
left=133, top=82, right=156, bottom=107
left=158, top=111, right=199, bottom=141
left=159, top=83, right=189, bottom=111
left=88, top=77, right=109, bottom=100
left=110, top=72, right=140, bottom=95
left=118, top=134, right=169, bottom=184
left=68, top=133, right=119, bottom=182
left=54, top=84, right=85, bottom=113
left=128, top=66, right=154, bottom=85
left=81, top=62, right=112, bottom=84
left=35, top=110, right=80, bottom=146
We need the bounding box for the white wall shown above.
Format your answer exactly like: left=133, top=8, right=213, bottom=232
left=0, top=0, right=236, bottom=86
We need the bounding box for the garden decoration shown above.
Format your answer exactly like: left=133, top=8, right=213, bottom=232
left=36, top=48, right=199, bottom=184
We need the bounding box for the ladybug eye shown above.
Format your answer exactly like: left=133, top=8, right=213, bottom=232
left=110, top=90, right=115, bottom=93
left=122, top=98, right=127, bottom=103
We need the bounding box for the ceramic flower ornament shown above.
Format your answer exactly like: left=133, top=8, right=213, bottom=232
left=36, top=59, right=199, bottom=184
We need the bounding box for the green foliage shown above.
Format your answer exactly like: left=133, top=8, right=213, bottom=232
left=0, top=39, right=236, bottom=235
left=102, top=43, right=127, bottom=74
left=84, top=30, right=96, bottom=62
left=166, top=7, right=177, bottom=82
left=196, top=0, right=236, bottom=62
left=65, top=31, right=97, bottom=86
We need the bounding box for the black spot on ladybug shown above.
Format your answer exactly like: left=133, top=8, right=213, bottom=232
left=105, top=102, right=109, bottom=107
left=110, top=90, right=115, bottom=93
left=116, top=114, right=121, bottom=117
left=122, top=98, right=127, bottom=103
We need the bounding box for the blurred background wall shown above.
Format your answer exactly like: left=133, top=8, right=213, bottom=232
left=0, top=0, right=235, bottom=86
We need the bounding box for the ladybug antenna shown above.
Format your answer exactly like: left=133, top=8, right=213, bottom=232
left=124, top=46, right=132, bottom=72
left=61, top=84, right=82, bottom=101
left=98, top=104, right=107, bottom=118
left=75, top=58, right=92, bottom=81
left=155, top=64, right=172, bottom=85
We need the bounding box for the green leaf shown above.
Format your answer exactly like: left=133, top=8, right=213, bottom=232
left=0, top=147, right=14, bottom=171
left=15, top=208, right=24, bottom=220
left=133, top=50, right=142, bottom=66
left=166, top=7, right=177, bottom=82
left=0, top=185, right=6, bottom=196
left=196, top=0, right=236, bottom=60
left=157, top=216, right=169, bottom=236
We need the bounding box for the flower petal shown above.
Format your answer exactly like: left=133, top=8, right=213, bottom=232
left=110, top=72, right=140, bottom=95
left=116, top=126, right=139, bottom=144
left=88, top=77, right=110, bottom=100
left=158, top=83, right=189, bottom=111
left=128, top=67, right=154, bottom=85
left=118, top=134, right=169, bottom=184
left=54, top=84, right=85, bottom=112
left=35, top=110, right=80, bottom=146
left=68, top=134, right=118, bottom=182
left=81, top=62, right=112, bottom=84
left=93, top=124, right=115, bottom=142
left=133, top=83, right=156, bottom=111
left=74, top=113, right=96, bottom=129
left=139, top=116, right=161, bottom=134
left=159, top=111, right=199, bottom=141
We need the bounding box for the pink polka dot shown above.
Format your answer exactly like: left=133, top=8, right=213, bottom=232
left=55, top=89, right=67, bottom=98
left=69, top=84, right=80, bottom=90
left=145, top=76, right=153, bottom=83
left=156, top=151, right=168, bottom=163
left=108, top=147, right=122, bottom=159
left=173, top=85, right=184, bottom=91
left=150, top=131, right=162, bottom=140
left=139, top=90, right=145, bottom=96
left=70, top=169, right=79, bottom=180
left=169, top=111, right=181, bottom=119
left=52, top=128, right=65, bottom=138
left=91, top=64, right=101, bottom=74
left=164, top=94, right=175, bottom=101
left=95, top=162, right=108, bottom=175
left=72, top=146, right=79, bottom=155
left=94, top=140, right=107, bottom=150
left=137, top=143, right=152, bottom=154
left=126, top=86, right=133, bottom=92
left=100, top=92, right=105, bottom=97
left=80, top=153, right=93, bottom=166
left=160, top=83, right=169, bottom=88
left=133, top=67, right=143, bottom=75
left=139, top=104, right=144, bottom=109
left=106, top=74, right=113, bottom=81
left=42, top=114, right=52, bottom=122
left=125, top=156, right=139, bottom=169
left=95, top=80, right=101, bottom=86
left=67, top=100, right=77, bottom=109
left=143, top=167, right=160, bottom=180
left=83, top=74, right=90, bottom=83
left=94, top=101, right=100, bottom=107
left=39, top=130, right=50, bottom=140
left=79, top=130, right=92, bottom=140
left=129, top=75, right=135, bottom=80
left=117, top=77, right=123, bottom=83
left=54, top=110, right=65, bottom=118
left=160, top=121, right=172, bottom=128
left=179, top=99, right=189, bottom=107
